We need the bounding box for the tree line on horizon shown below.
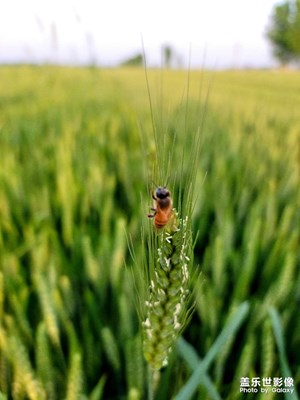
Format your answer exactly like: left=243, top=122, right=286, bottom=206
left=121, top=0, right=300, bottom=69
left=267, top=0, right=300, bottom=66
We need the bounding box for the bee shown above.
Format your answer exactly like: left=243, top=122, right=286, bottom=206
left=148, top=186, right=173, bottom=229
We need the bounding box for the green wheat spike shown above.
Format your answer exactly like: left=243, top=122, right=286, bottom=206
left=12, top=367, right=24, bottom=400
left=233, top=216, right=261, bottom=301
left=56, top=134, right=75, bottom=246
left=261, top=319, right=275, bottom=379
left=278, top=205, right=294, bottom=238
left=261, top=181, right=277, bottom=245
left=232, top=334, right=255, bottom=383
left=8, top=334, right=46, bottom=400
left=4, top=256, right=32, bottom=344
left=59, top=275, right=75, bottom=317
left=272, top=249, right=297, bottom=306
left=263, top=236, right=283, bottom=281
left=34, top=273, right=60, bottom=346
left=101, top=327, right=121, bottom=371
left=65, top=320, right=82, bottom=359
left=143, top=215, right=193, bottom=371
left=263, top=205, right=295, bottom=279
left=66, top=352, right=83, bottom=400
left=82, top=235, right=99, bottom=283
left=199, top=283, right=218, bottom=335
left=0, top=352, right=9, bottom=395
left=99, top=175, right=116, bottom=236
left=53, top=288, right=73, bottom=343
left=9, top=293, right=32, bottom=344
left=36, top=322, right=56, bottom=400
left=81, top=316, right=98, bottom=381
left=110, top=217, right=127, bottom=286
left=212, top=235, right=226, bottom=296
left=194, top=259, right=217, bottom=332
left=263, top=248, right=297, bottom=315
left=0, top=327, right=7, bottom=355
left=222, top=211, right=235, bottom=259
left=254, top=236, right=298, bottom=328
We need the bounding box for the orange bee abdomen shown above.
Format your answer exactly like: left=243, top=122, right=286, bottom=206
left=154, top=209, right=172, bottom=229
left=148, top=186, right=173, bottom=230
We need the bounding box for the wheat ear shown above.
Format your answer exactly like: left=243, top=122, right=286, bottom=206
left=143, top=213, right=193, bottom=371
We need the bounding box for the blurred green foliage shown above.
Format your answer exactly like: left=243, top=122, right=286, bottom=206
left=267, top=0, right=300, bottom=65
left=0, top=66, right=299, bottom=399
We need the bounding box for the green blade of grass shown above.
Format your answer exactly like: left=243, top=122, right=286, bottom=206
left=175, top=301, right=250, bottom=400
left=177, top=337, right=222, bottom=400
left=269, top=307, right=299, bottom=400
left=89, top=375, right=107, bottom=400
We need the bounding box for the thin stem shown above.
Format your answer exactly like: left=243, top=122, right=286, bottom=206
left=147, top=366, right=154, bottom=400
left=148, top=367, right=160, bottom=400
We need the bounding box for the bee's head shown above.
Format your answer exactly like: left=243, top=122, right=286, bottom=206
left=156, top=187, right=170, bottom=199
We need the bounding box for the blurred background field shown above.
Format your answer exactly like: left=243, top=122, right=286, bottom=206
left=0, top=65, right=299, bottom=399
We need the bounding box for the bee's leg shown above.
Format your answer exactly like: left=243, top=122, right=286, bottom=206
left=148, top=208, right=156, bottom=218
left=152, top=192, right=157, bottom=201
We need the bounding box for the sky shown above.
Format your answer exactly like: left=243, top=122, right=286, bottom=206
left=0, top=0, right=281, bottom=69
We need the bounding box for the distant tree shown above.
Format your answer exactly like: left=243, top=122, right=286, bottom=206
left=162, top=44, right=173, bottom=67
left=120, top=53, right=143, bottom=67
left=267, top=0, right=300, bottom=65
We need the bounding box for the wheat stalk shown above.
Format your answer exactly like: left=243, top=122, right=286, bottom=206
left=143, top=213, right=193, bottom=371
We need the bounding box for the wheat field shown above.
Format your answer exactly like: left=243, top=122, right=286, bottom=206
left=0, top=66, right=299, bottom=399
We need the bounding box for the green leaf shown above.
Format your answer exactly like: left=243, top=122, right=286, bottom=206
left=177, top=337, right=222, bottom=400
left=175, top=301, right=250, bottom=400
left=269, top=308, right=299, bottom=400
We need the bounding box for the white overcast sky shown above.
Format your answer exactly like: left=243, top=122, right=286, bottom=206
left=0, top=0, right=280, bottom=68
